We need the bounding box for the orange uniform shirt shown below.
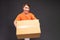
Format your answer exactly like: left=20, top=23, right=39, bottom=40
left=15, top=12, right=36, bottom=21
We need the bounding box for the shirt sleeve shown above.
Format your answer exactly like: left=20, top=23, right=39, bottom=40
left=30, top=13, right=36, bottom=19
left=15, top=14, right=21, bottom=21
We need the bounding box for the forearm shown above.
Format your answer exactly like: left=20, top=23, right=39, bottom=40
left=14, top=20, right=17, bottom=27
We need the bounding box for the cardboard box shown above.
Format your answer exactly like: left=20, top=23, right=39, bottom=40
left=16, top=19, right=41, bottom=39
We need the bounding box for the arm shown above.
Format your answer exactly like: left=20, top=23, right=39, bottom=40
left=14, top=14, right=21, bottom=27
left=14, top=20, right=17, bottom=27
left=31, top=13, right=37, bottom=20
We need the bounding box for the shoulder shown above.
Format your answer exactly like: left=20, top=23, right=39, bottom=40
left=17, top=12, right=23, bottom=16
left=29, top=12, right=34, bottom=15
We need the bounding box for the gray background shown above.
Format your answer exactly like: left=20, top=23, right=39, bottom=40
left=0, top=0, right=60, bottom=40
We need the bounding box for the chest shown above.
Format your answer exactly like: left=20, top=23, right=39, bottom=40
left=20, top=14, right=32, bottom=20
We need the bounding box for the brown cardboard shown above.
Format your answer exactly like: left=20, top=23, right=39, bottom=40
left=16, top=19, right=41, bottom=39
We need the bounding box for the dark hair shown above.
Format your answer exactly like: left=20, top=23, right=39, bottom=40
left=22, top=2, right=30, bottom=8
